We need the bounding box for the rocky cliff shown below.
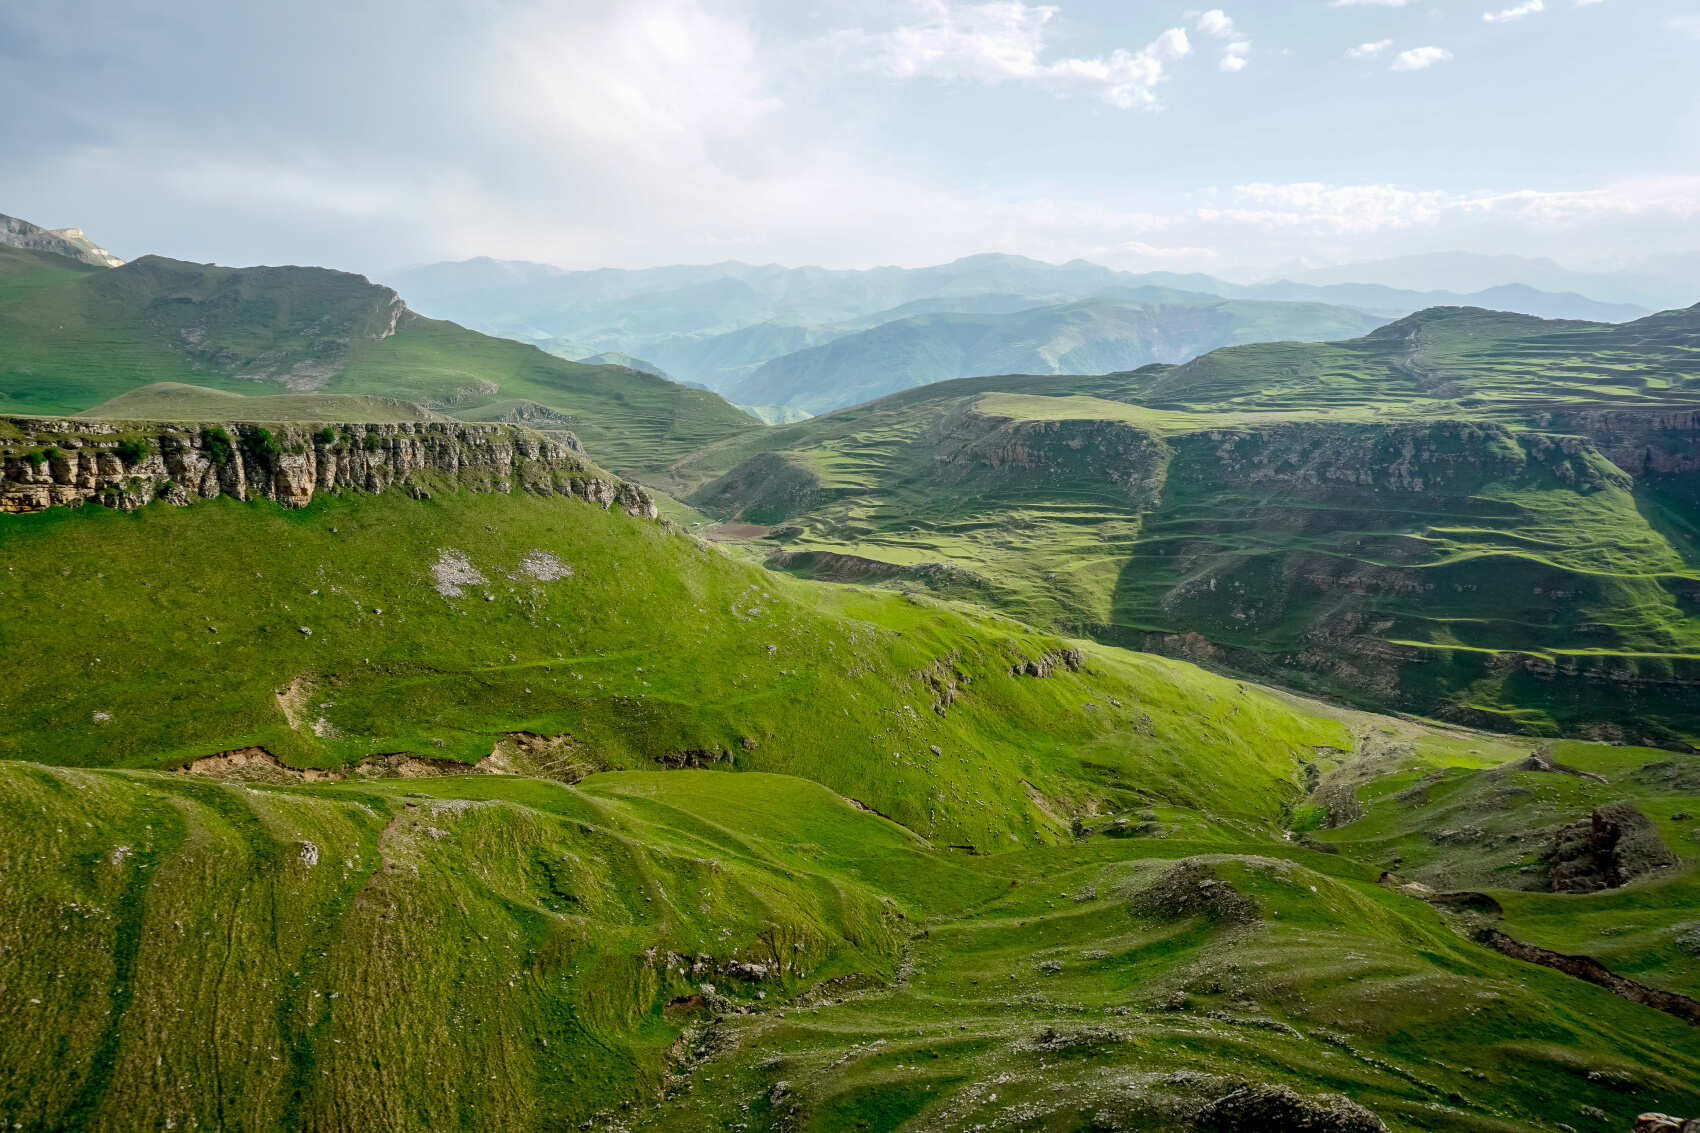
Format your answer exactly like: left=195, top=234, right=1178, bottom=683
left=0, top=417, right=658, bottom=518
left=1, top=213, right=125, bottom=267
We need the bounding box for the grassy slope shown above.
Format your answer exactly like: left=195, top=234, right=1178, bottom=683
left=0, top=247, right=761, bottom=478
left=334, top=317, right=761, bottom=476
left=79, top=382, right=450, bottom=423
left=0, top=488, right=1336, bottom=851
left=7, top=754, right=1698, bottom=1133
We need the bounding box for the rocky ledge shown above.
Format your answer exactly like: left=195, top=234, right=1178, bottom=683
left=0, top=417, right=658, bottom=518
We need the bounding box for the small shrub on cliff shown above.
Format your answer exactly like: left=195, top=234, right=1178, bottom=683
left=313, top=426, right=336, bottom=447
left=241, top=427, right=282, bottom=472
left=24, top=449, right=48, bottom=469
left=115, top=437, right=150, bottom=464
left=363, top=430, right=384, bottom=454
left=201, top=427, right=234, bottom=466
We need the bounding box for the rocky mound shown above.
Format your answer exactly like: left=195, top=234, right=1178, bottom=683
left=1548, top=802, right=1677, bottom=893
left=1195, top=1084, right=1388, bottom=1133
left=1129, top=860, right=1259, bottom=926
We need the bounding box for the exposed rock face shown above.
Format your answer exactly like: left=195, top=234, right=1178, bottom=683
left=1, top=213, right=124, bottom=267
left=1540, top=410, right=1700, bottom=478
left=927, top=407, right=1170, bottom=507
left=1194, top=420, right=1627, bottom=494
left=1475, top=928, right=1700, bottom=1025
left=1547, top=802, right=1678, bottom=893
left=0, top=417, right=658, bottom=518
left=1009, top=647, right=1085, bottom=678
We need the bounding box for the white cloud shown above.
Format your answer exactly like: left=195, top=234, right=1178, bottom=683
left=1192, top=11, right=1247, bottom=71
left=1345, top=39, right=1393, bottom=58
left=1196, top=9, right=1234, bottom=37
left=1390, top=45, right=1453, bottom=70
left=1331, top=0, right=1414, bottom=7
left=1207, top=177, right=1700, bottom=238
left=1483, top=0, right=1543, bottom=23
left=846, top=2, right=1194, bottom=109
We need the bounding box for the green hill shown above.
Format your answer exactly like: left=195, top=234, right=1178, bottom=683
left=670, top=306, right=1700, bottom=744
left=0, top=246, right=761, bottom=477
left=4, top=474, right=1700, bottom=1131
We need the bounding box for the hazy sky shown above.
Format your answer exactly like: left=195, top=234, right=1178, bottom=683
left=2, top=0, right=1696, bottom=279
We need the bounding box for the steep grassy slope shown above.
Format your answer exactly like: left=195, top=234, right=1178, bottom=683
left=0, top=487, right=1342, bottom=850
left=0, top=247, right=761, bottom=477
left=671, top=307, right=1700, bottom=744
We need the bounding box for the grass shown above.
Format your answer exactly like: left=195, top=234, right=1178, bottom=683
left=78, top=382, right=450, bottom=423
left=8, top=757, right=1698, bottom=1132
left=0, top=487, right=1345, bottom=851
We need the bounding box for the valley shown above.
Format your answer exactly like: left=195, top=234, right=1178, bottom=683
left=0, top=219, right=1696, bottom=1133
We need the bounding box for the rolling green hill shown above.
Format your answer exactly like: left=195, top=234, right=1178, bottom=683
left=3, top=478, right=1699, bottom=1131
left=670, top=306, right=1700, bottom=745
left=0, top=246, right=761, bottom=477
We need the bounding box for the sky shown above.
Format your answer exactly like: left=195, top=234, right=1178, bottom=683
left=1, top=0, right=1696, bottom=280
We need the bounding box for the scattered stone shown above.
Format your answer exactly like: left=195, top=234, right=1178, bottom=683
left=298, top=626, right=312, bottom=636
left=431, top=549, right=488, bottom=598
left=519, top=550, right=573, bottom=581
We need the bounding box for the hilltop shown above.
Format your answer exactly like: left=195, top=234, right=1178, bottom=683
left=0, top=245, right=761, bottom=477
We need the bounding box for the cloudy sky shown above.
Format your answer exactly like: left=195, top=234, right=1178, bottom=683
left=1, top=0, right=1695, bottom=279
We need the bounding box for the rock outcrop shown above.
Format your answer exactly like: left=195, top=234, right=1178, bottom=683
left=1547, top=802, right=1678, bottom=893
left=1, top=212, right=125, bottom=267
left=0, top=417, right=658, bottom=518
left=1195, top=1084, right=1388, bottom=1132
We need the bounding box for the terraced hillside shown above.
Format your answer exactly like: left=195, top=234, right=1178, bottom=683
left=670, top=306, right=1700, bottom=745
left=3, top=472, right=1700, bottom=1132
left=0, top=245, right=760, bottom=476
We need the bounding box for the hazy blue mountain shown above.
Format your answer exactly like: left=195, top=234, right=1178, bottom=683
left=385, top=253, right=1657, bottom=394
left=1273, top=251, right=1692, bottom=311
left=724, top=295, right=1389, bottom=414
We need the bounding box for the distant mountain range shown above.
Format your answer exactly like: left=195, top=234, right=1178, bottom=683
left=387, top=252, right=1668, bottom=414
left=1276, top=250, right=1696, bottom=311
left=722, top=294, right=1388, bottom=415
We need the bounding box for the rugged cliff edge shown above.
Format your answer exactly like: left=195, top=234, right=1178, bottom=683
left=0, top=417, right=659, bottom=517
